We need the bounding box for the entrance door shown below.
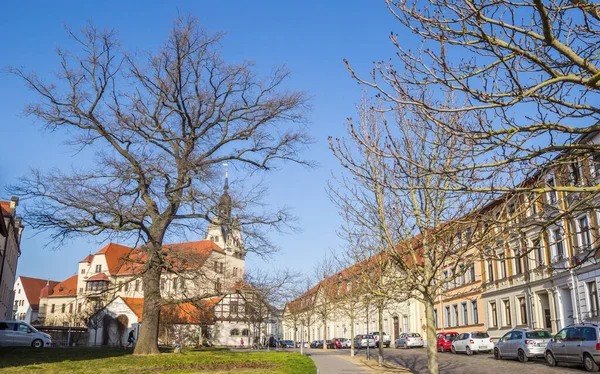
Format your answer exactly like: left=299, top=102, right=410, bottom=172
left=393, top=317, right=399, bottom=340
left=545, top=309, right=552, bottom=329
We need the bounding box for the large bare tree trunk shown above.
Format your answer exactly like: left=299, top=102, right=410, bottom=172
left=350, top=315, right=355, bottom=357
left=134, top=245, right=162, bottom=355
left=323, top=318, right=327, bottom=350
left=424, top=297, right=438, bottom=374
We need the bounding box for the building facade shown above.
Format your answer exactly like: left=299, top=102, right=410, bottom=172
left=0, top=197, right=23, bottom=320
left=13, top=276, right=59, bottom=323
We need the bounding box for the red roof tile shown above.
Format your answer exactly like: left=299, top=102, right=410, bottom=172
left=116, top=240, right=222, bottom=275
left=0, top=201, right=10, bottom=216
left=79, top=254, right=94, bottom=263
left=48, top=275, right=78, bottom=297
left=121, top=298, right=144, bottom=320
left=95, top=243, right=133, bottom=275
left=18, top=276, right=59, bottom=310
left=120, top=297, right=218, bottom=324
left=85, top=273, right=110, bottom=282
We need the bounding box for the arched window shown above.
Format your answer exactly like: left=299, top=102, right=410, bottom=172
left=241, top=328, right=249, bottom=336
left=230, top=328, right=240, bottom=336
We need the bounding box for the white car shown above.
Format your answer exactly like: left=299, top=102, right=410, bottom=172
left=369, top=331, right=392, bottom=348
left=339, top=338, right=352, bottom=348
left=395, top=333, right=424, bottom=348
left=451, top=331, right=493, bottom=355
left=0, top=321, right=52, bottom=347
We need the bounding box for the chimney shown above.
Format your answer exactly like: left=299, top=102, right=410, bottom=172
left=9, top=196, right=19, bottom=216
left=15, top=218, right=24, bottom=245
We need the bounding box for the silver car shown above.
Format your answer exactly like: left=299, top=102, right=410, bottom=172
left=494, top=329, right=552, bottom=362
left=0, top=320, right=52, bottom=347
left=395, top=332, right=423, bottom=348
left=546, top=324, right=600, bottom=372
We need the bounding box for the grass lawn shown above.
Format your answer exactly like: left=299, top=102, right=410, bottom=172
left=0, top=347, right=316, bottom=374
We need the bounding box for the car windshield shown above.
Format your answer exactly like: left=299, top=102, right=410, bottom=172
left=445, top=333, right=458, bottom=340
left=525, top=331, right=552, bottom=339
left=471, top=332, right=489, bottom=339
left=408, top=333, right=421, bottom=337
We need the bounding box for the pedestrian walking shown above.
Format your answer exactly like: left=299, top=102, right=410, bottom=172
left=240, top=337, right=244, bottom=348
left=126, top=330, right=135, bottom=348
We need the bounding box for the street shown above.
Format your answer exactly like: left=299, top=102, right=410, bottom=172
left=323, top=347, right=589, bottom=373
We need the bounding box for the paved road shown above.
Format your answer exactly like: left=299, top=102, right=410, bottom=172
left=308, top=350, right=369, bottom=374
left=347, top=346, right=589, bottom=373
left=274, top=346, right=591, bottom=373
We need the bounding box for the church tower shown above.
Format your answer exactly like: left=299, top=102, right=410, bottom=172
left=206, top=165, right=245, bottom=278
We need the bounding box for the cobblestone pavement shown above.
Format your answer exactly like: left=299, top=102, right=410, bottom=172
left=342, top=347, right=588, bottom=373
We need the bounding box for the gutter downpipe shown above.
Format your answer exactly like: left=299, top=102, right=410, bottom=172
left=570, top=269, right=582, bottom=323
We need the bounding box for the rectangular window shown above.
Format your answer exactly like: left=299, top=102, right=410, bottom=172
left=79, top=287, right=83, bottom=293
left=124, top=282, right=129, bottom=292
left=434, top=309, right=438, bottom=329
left=215, top=278, right=221, bottom=292
left=445, top=306, right=451, bottom=328
left=230, top=301, right=239, bottom=314
left=95, top=264, right=102, bottom=273
left=452, top=304, right=459, bottom=327
left=594, top=153, right=600, bottom=178
left=499, top=254, right=507, bottom=278
left=81, top=269, right=85, bottom=274
left=459, top=264, right=465, bottom=286
left=220, top=262, right=224, bottom=274
left=468, top=264, right=475, bottom=283
left=529, top=193, right=537, bottom=214
left=471, top=300, right=479, bottom=324
left=214, top=261, right=218, bottom=272
left=51, top=304, right=55, bottom=313
left=571, top=161, right=581, bottom=185
left=514, top=249, right=523, bottom=275
left=233, top=267, right=238, bottom=276
left=69, top=304, right=73, bottom=314
left=553, top=229, right=564, bottom=259
left=547, top=177, right=558, bottom=205
left=135, top=280, right=140, bottom=291
left=588, top=281, right=599, bottom=318
left=462, top=302, right=468, bottom=325
left=579, top=216, right=591, bottom=250
left=443, top=270, right=448, bottom=290
left=160, top=279, right=165, bottom=290
left=180, top=278, right=186, bottom=290
left=490, top=302, right=497, bottom=328
left=533, top=239, right=543, bottom=267
left=519, top=297, right=527, bottom=324
left=465, top=228, right=472, bottom=243
left=503, top=299, right=511, bottom=326
left=450, top=269, right=456, bottom=288
left=487, top=261, right=494, bottom=282
left=173, top=278, right=178, bottom=291
left=61, top=304, right=66, bottom=313
left=78, top=303, right=82, bottom=313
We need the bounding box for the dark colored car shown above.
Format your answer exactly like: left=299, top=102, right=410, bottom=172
left=281, top=340, right=294, bottom=348
left=310, top=340, right=324, bottom=348
left=437, top=331, right=459, bottom=352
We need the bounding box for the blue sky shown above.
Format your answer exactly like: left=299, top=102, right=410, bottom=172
left=0, top=1, right=412, bottom=282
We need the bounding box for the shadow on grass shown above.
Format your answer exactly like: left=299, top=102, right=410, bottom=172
left=0, top=347, right=132, bottom=369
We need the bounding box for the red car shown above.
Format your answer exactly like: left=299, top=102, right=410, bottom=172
left=436, top=331, right=459, bottom=352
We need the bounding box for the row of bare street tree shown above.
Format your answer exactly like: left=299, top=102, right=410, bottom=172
left=8, top=2, right=600, bottom=373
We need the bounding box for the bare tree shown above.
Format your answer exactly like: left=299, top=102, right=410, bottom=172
left=9, top=17, right=311, bottom=354
left=311, top=253, right=338, bottom=350
left=344, top=0, right=600, bottom=248
left=329, top=97, right=494, bottom=374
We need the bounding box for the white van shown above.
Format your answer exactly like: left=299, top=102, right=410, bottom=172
left=0, top=320, right=52, bottom=347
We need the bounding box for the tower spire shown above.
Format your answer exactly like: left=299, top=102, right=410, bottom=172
left=223, top=163, right=229, bottom=191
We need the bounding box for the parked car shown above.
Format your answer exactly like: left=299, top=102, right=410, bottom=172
left=494, top=329, right=552, bottom=362
left=369, top=331, right=391, bottom=348
left=451, top=331, right=494, bottom=355
left=281, top=340, right=295, bottom=348
left=354, top=334, right=376, bottom=348
left=326, top=339, right=337, bottom=349
left=545, top=323, right=600, bottom=371
left=329, top=338, right=345, bottom=349
left=339, top=338, right=352, bottom=348
left=295, top=341, right=308, bottom=348
left=436, top=331, right=459, bottom=352
left=0, top=321, right=52, bottom=347
left=395, top=333, right=424, bottom=348
left=310, top=340, right=324, bottom=348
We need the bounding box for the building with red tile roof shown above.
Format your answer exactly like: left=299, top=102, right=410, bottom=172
left=13, top=276, right=60, bottom=323
left=0, top=197, right=23, bottom=320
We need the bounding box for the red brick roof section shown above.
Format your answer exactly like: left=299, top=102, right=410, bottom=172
left=48, top=275, right=78, bottom=297
left=121, top=297, right=144, bottom=320
left=121, top=297, right=219, bottom=324
left=19, top=276, right=59, bottom=310
left=0, top=201, right=10, bottom=216
left=79, top=254, right=94, bottom=263
left=116, top=240, right=223, bottom=275
left=85, top=273, right=110, bottom=282
left=95, top=243, right=133, bottom=275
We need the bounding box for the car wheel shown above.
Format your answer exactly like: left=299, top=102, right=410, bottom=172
left=441, top=345, right=445, bottom=353
left=494, top=348, right=501, bottom=360
left=466, top=346, right=472, bottom=356
left=584, top=354, right=600, bottom=372
left=546, top=351, right=557, bottom=367
left=451, top=345, right=456, bottom=354
left=517, top=349, right=528, bottom=363
left=31, top=339, right=43, bottom=348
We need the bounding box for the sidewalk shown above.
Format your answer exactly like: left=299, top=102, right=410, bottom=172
left=308, top=351, right=369, bottom=374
